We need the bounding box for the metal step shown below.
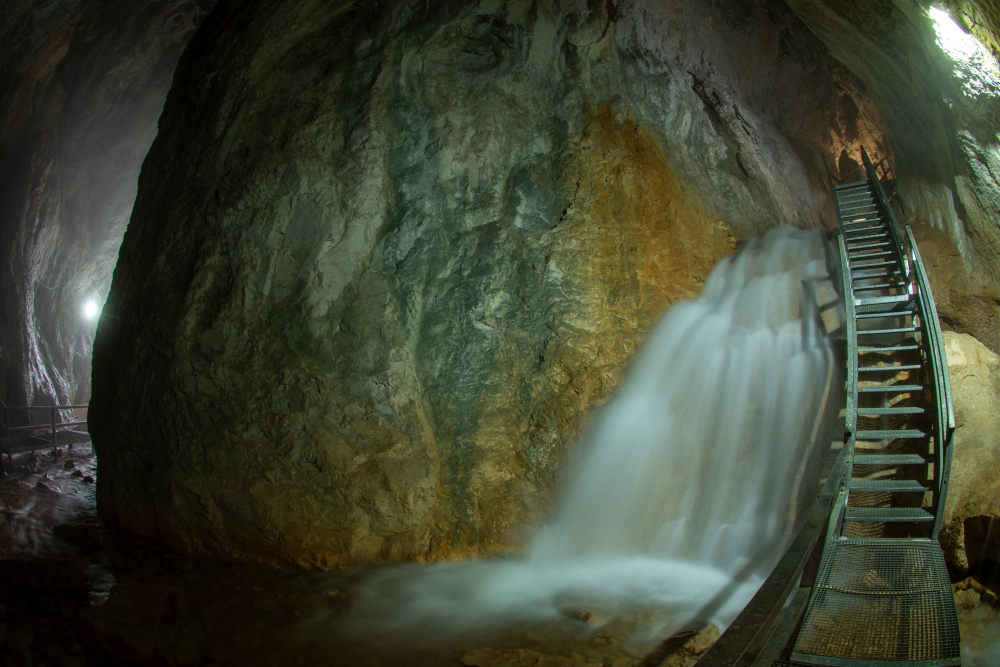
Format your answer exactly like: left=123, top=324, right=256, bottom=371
left=851, top=283, right=904, bottom=291
left=855, top=306, right=915, bottom=319
left=856, top=405, right=925, bottom=415
left=844, top=507, right=934, bottom=522
left=849, top=478, right=929, bottom=492
left=856, top=326, right=918, bottom=335
left=843, top=223, right=882, bottom=233
left=846, top=240, right=892, bottom=251
left=855, top=294, right=915, bottom=313
left=858, top=364, right=922, bottom=372
left=792, top=539, right=959, bottom=665
left=856, top=429, right=926, bottom=440
left=849, top=260, right=897, bottom=271
left=835, top=182, right=869, bottom=191
left=853, top=453, right=927, bottom=465
left=858, top=344, right=921, bottom=353
left=848, top=250, right=894, bottom=260
left=852, top=270, right=901, bottom=280
left=845, top=232, right=888, bottom=242
left=851, top=263, right=904, bottom=276
left=857, top=384, right=923, bottom=393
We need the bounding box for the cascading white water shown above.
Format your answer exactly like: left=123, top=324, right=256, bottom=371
left=348, top=226, right=839, bottom=644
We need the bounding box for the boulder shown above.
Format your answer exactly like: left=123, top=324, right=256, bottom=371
left=89, top=0, right=892, bottom=568
left=940, top=331, right=1000, bottom=571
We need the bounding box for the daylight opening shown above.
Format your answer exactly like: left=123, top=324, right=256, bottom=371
left=929, top=6, right=1000, bottom=98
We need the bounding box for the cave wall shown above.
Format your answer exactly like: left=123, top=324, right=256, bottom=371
left=89, top=0, right=894, bottom=569
left=0, top=0, right=213, bottom=408
left=783, top=0, right=1000, bottom=351
left=941, top=331, right=1000, bottom=573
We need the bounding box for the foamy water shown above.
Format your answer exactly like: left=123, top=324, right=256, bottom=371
left=348, top=227, right=838, bottom=645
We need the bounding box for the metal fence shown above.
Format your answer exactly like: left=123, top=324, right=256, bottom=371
left=0, top=397, right=90, bottom=473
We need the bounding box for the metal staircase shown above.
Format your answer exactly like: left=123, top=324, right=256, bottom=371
left=787, top=148, right=960, bottom=666
left=697, top=148, right=960, bottom=667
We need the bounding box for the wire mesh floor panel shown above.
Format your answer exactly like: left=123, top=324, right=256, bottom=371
left=792, top=539, right=960, bottom=665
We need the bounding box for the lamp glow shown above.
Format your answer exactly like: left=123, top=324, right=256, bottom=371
left=83, top=300, right=99, bottom=319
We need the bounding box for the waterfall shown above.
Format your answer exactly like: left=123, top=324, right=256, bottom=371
left=347, top=226, right=839, bottom=644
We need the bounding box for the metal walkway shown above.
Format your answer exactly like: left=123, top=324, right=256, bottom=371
left=699, top=148, right=960, bottom=667
left=0, top=397, right=90, bottom=474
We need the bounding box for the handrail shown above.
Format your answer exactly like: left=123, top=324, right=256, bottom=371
left=824, top=154, right=857, bottom=434
left=7, top=421, right=89, bottom=432
left=706, top=149, right=956, bottom=663
left=698, top=445, right=851, bottom=667
left=0, top=399, right=89, bottom=473
left=824, top=152, right=893, bottom=188
left=700, top=168, right=853, bottom=663
left=905, top=226, right=955, bottom=539
left=861, top=146, right=908, bottom=277
left=830, top=190, right=857, bottom=434
left=3, top=404, right=89, bottom=410
left=906, top=228, right=955, bottom=431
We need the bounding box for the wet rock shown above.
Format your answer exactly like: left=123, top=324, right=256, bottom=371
left=940, top=332, right=1000, bottom=571
left=566, top=609, right=605, bottom=625
left=63, top=460, right=75, bottom=470
left=0, top=0, right=215, bottom=419
left=82, top=476, right=94, bottom=484
left=0, top=558, right=90, bottom=590
left=461, top=647, right=601, bottom=667
left=653, top=624, right=721, bottom=666
left=90, top=0, right=890, bottom=570
left=70, top=469, right=83, bottom=478
left=81, top=580, right=205, bottom=666
left=7, top=624, right=35, bottom=653
left=53, top=524, right=103, bottom=551
left=35, top=481, right=60, bottom=493
left=955, top=588, right=981, bottom=609
left=910, top=221, right=1000, bottom=353
left=24, top=454, right=43, bottom=474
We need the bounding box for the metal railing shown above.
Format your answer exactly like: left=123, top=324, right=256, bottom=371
left=0, top=396, right=89, bottom=473
left=697, top=445, right=851, bottom=667
left=701, top=148, right=956, bottom=664
left=825, top=150, right=907, bottom=216
left=858, top=146, right=955, bottom=538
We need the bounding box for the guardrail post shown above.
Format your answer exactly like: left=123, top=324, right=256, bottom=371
left=1, top=399, right=6, bottom=476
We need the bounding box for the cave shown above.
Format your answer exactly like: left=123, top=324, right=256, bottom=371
left=1, top=0, right=1000, bottom=665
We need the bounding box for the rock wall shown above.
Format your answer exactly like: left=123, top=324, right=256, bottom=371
left=90, top=0, right=892, bottom=568
left=941, top=331, right=1000, bottom=572
left=783, top=0, right=1000, bottom=352
left=0, top=0, right=212, bottom=408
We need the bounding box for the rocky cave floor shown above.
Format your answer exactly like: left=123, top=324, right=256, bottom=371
left=0, top=445, right=997, bottom=667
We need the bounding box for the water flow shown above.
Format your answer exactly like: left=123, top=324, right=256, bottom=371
left=348, top=227, right=838, bottom=644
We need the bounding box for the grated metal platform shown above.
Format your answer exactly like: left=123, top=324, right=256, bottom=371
left=791, top=539, right=960, bottom=666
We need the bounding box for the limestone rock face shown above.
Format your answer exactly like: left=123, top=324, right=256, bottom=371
left=783, top=0, right=1000, bottom=352
left=911, top=221, right=1000, bottom=352
left=941, top=331, right=1000, bottom=571
left=90, top=0, right=891, bottom=568
left=0, top=0, right=212, bottom=407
